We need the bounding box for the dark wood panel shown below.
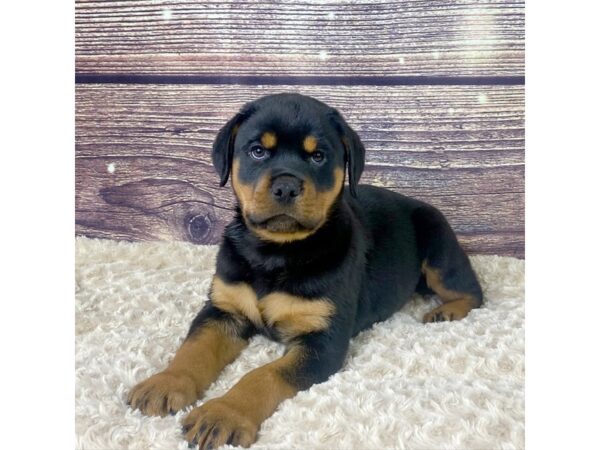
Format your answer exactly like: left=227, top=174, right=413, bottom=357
left=75, top=0, right=524, bottom=77
left=76, top=84, right=524, bottom=164
left=75, top=84, right=524, bottom=257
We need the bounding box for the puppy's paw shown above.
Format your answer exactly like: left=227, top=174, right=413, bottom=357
left=182, top=398, right=258, bottom=449
left=127, top=370, right=198, bottom=417
left=423, top=302, right=469, bottom=323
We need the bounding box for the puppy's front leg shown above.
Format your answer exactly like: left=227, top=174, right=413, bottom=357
left=127, top=303, right=252, bottom=416
left=182, top=332, right=349, bottom=449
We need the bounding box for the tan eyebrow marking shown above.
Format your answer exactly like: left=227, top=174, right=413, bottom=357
left=303, top=135, right=318, bottom=153
left=260, top=132, right=277, bottom=149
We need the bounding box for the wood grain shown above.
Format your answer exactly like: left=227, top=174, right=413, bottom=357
left=75, top=0, right=524, bottom=77
left=75, top=84, right=523, bottom=257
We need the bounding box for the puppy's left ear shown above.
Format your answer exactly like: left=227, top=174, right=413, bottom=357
left=212, top=105, right=255, bottom=186
left=329, top=109, right=366, bottom=197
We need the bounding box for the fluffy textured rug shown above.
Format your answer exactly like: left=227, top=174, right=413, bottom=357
left=75, top=237, right=524, bottom=450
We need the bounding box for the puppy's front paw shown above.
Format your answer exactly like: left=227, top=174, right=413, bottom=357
left=182, top=398, right=258, bottom=449
left=127, top=370, right=198, bottom=417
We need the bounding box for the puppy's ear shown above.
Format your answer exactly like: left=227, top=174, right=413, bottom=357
left=212, top=105, right=254, bottom=186
left=329, top=109, right=366, bottom=197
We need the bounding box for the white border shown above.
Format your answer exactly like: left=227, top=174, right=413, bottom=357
left=2, top=2, right=74, bottom=449
left=527, top=1, right=599, bottom=448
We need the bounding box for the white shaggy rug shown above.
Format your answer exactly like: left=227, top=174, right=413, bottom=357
left=75, top=237, right=524, bottom=450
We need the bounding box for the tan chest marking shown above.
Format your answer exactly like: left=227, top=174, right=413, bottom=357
left=210, top=277, right=335, bottom=339
left=258, top=293, right=335, bottom=340
left=211, top=276, right=262, bottom=326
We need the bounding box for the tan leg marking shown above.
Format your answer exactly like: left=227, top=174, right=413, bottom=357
left=421, top=261, right=478, bottom=323
left=127, top=321, right=247, bottom=416
left=259, top=293, right=335, bottom=341
left=182, top=346, right=303, bottom=449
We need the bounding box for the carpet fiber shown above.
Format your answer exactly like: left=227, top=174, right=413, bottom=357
left=75, top=237, right=524, bottom=450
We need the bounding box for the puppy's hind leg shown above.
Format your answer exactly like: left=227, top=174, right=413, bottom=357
left=412, top=205, right=483, bottom=323
left=420, top=261, right=482, bottom=322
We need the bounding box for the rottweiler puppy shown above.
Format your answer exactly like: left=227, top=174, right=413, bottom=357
left=127, top=93, right=483, bottom=449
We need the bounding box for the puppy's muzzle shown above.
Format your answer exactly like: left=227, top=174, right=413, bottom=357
left=270, top=175, right=304, bottom=204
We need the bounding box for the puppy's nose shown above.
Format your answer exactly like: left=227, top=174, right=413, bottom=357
left=270, top=175, right=303, bottom=203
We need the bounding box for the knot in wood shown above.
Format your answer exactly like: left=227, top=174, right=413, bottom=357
left=187, top=214, right=212, bottom=243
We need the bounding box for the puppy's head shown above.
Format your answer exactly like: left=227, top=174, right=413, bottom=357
left=212, top=93, right=365, bottom=243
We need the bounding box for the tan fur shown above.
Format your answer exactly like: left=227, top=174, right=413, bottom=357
left=127, top=321, right=247, bottom=416
left=303, top=135, right=318, bottom=153
left=303, top=166, right=344, bottom=222
left=211, top=276, right=263, bottom=327
left=423, top=299, right=474, bottom=322
left=259, top=293, right=335, bottom=341
left=211, top=276, right=334, bottom=341
left=421, top=261, right=477, bottom=322
left=182, top=346, right=303, bottom=448
left=250, top=227, right=315, bottom=243
left=231, top=159, right=344, bottom=244
left=231, top=159, right=272, bottom=217
left=260, top=131, right=277, bottom=149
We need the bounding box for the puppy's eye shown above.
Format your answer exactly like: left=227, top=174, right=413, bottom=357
left=311, top=151, right=325, bottom=164
left=250, top=145, right=270, bottom=161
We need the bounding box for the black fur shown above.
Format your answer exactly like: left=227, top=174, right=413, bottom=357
left=193, top=93, right=483, bottom=391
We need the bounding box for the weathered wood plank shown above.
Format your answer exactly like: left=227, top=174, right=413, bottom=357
left=75, top=84, right=524, bottom=257
left=75, top=0, right=524, bottom=77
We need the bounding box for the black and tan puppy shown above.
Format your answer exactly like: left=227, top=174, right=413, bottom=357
left=127, top=93, right=483, bottom=449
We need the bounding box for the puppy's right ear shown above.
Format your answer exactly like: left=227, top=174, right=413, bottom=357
left=212, top=106, right=254, bottom=186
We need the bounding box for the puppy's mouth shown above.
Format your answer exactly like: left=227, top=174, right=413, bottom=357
left=247, top=213, right=318, bottom=234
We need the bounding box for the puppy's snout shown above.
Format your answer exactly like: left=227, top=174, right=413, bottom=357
left=270, top=175, right=303, bottom=203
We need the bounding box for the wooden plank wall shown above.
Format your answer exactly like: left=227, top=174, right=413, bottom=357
left=75, top=0, right=525, bottom=258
